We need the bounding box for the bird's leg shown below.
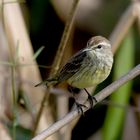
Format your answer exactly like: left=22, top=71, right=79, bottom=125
left=69, top=87, right=87, bottom=115
left=84, top=88, right=97, bottom=108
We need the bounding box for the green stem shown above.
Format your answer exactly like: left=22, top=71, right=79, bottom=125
left=11, top=63, right=17, bottom=140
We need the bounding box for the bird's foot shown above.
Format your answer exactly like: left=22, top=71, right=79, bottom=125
left=75, top=102, right=87, bottom=115
left=84, top=88, right=97, bottom=108
left=87, top=94, right=97, bottom=108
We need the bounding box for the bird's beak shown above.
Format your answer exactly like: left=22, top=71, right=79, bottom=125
left=83, top=48, right=92, bottom=52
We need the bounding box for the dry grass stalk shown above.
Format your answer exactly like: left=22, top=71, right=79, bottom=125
left=1, top=1, right=56, bottom=139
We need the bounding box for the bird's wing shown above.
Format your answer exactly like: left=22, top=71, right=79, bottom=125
left=57, top=50, right=87, bottom=82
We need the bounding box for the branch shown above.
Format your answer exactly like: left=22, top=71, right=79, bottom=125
left=109, top=2, right=137, bottom=53
left=33, top=0, right=80, bottom=134
left=50, top=0, right=80, bottom=75
left=32, top=64, right=140, bottom=140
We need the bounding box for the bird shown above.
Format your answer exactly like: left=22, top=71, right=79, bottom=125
left=35, top=36, right=113, bottom=112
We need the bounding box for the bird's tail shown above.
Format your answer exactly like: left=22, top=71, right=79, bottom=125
left=35, top=78, right=58, bottom=87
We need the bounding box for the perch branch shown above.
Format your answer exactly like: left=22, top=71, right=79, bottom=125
left=32, top=64, right=140, bottom=140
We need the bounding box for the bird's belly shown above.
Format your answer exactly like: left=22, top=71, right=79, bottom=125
left=67, top=66, right=111, bottom=89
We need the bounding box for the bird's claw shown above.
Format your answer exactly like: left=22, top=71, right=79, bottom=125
left=87, top=95, right=97, bottom=108
left=75, top=102, right=87, bottom=115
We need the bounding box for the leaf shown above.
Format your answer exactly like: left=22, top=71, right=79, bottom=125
left=33, top=46, right=45, bottom=60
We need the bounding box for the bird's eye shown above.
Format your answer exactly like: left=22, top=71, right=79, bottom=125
left=96, top=45, right=102, bottom=49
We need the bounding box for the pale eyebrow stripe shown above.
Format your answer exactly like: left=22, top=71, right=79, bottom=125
left=95, top=42, right=111, bottom=47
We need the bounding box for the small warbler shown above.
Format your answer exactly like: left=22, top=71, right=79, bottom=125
left=35, top=36, right=113, bottom=111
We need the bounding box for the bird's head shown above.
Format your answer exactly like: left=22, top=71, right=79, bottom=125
left=84, top=36, right=113, bottom=59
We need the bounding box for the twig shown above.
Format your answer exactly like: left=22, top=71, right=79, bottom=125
left=109, top=2, right=137, bottom=53
left=136, top=2, right=140, bottom=32
left=11, top=63, right=16, bottom=140
left=34, top=0, right=80, bottom=135
left=32, top=64, right=140, bottom=140
left=50, top=0, right=80, bottom=75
